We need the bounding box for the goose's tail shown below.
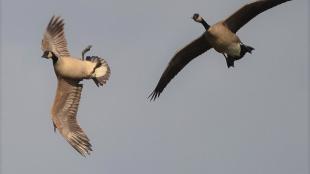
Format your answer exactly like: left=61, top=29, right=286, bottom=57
left=86, top=56, right=111, bottom=87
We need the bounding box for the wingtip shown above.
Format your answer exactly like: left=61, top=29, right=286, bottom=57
left=66, top=132, right=93, bottom=157
left=73, top=143, right=93, bottom=157
left=147, top=90, right=161, bottom=101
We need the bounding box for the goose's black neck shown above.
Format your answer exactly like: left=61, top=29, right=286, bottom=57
left=52, top=56, right=58, bottom=64
left=201, top=19, right=210, bottom=30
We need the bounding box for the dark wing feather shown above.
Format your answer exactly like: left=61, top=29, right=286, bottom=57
left=224, top=0, right=291, bottom=33
left=149, top=34, right=211, bottom=101
left=51, top=77, right=92, bottom=156
left=41, top=16, right=70, bottom=57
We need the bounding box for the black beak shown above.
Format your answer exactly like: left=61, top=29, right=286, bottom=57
left=192, top=13, right=199, bottom=20
left=41, top=52, right=48, bottom=59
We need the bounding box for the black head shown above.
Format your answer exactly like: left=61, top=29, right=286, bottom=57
left=192, top=13, right=210, bottom=30
left=42, top=51, right=58, bottom=63
left=192, top=13, right=203, bottom=23
left=42, top=51, right=56, bottom=59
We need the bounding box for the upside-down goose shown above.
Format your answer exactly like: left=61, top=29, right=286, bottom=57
left=149, top=0, right=291, bottom=101
left=41, top=16, right=111, bottom=156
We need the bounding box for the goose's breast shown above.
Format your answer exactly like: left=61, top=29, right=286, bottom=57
left=207, top=23, right=241, bottom=55
left=54, top=57, right=95, bottom=79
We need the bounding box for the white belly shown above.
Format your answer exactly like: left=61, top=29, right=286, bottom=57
left=212, top=41, right=241, bottom=57
left=226, top=43, right=241, bottom=57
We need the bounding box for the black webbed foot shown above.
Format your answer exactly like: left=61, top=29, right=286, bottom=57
left=81, top=45, right=92, bottom=60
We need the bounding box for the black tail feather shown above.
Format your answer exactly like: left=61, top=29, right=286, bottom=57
left=94, top=74, right=110, bottom=86
left=85, top=56, right=111, bottom=87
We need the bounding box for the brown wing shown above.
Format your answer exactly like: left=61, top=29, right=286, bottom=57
left=41, top=16, right=70, bottom=57
left=224, top=0, right=291, bottom=33
left=51, top=77, right=92, bottom=156
left=148, top=34, right=211, bottom=101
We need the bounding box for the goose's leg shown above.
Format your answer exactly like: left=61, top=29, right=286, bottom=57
left=81, top=45, right=92, bottom=60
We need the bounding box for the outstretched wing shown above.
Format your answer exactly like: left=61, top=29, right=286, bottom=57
left=148, top=34, right=211, bottom=101
left=224, top=0, right=291, bottom=33
left=41, top=16, right=70, bottom=57
left=51, top=77, right=92, bottom=156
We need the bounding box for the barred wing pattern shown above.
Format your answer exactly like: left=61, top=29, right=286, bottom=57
left=41, top=16, right=70, bottom=57
left=51, top=77, right=92, bottom=156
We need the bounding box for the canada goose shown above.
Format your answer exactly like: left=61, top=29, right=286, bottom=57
left=149, top=0, right=291, bottom=101
left=41, top=16, right=111, bottom=156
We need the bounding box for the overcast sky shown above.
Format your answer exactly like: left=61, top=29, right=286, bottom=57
left=1, top=0, right=309, bottom=174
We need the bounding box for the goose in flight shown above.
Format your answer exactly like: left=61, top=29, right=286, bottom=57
left=41, top=16, right=111, bottom=156
left=149, top=0, right=291, bottom=101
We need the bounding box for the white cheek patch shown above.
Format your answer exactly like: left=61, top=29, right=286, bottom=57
left=48, top=52, right=53, bottom=58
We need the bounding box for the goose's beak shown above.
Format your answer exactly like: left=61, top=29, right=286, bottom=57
left=41, top=54, right=48, bottom=59
left=41, top=51, right=50, bottom=59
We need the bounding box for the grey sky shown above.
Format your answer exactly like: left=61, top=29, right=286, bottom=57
left=1, top=0, right=309, bottom=174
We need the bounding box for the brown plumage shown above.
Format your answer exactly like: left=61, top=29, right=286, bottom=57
left=41, top=16, right=111, bottom=156
left=149, top=0, right=291, bottom=101
left=51, top=78, right=92, bottom=156
left=41, top=16, right=70, bottom=57
left=224, top=0, right=291, bottom=33
left=148, top=35, right=211, bottom=100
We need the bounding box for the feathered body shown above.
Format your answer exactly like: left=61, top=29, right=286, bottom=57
left=53, top=56, right=110, bottom=83
left=41, top=16, right=111, bottom=156
left=149, top=0, right=291, bottom=100
left=206, top=22, right=242, bottom=57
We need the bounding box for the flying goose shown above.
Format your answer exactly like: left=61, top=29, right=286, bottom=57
left=41, top=16, right=111, bottom=156
left=148, top=0, right=291, bottom=101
